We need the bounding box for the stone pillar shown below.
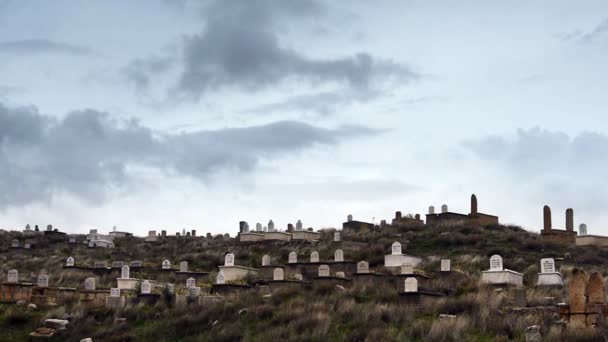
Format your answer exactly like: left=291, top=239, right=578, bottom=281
left=543, top=205, right=552, bottom=231
left=395, top=211, right=402, bottom=219
left=471, top=194, right=478, bottom=215
left=566, top=208, right=574, bottom=232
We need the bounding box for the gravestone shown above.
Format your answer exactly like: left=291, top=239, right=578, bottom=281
left=166, top=283, right=175, bottom=295
left=568, top=269, right=587, bottom=326
left=318, top=265, right=330, bottom=277
left=94, top=261, right=107, bottom=269
left=186, top=277, right=196, bottom=288
left=380, top=220, right=387, bottom=228
left=69, top=237, right=76, bottom=243
left=395, top=211, right=402, bottom=219
left=404, top=277, right=418, bottom=292
left=141, top=280, right=151, bottom=294
left=161, top=230, right=167, bottom=237
left=191, top=230, right=196, bottom=237
left=296, top=220, right=303, bottom=231
left=268, top=220, right=275, bottom=232
left=7, top=269, right=18, bottom=283
left=336, top=272, right=345, bottom=278
left=288, top=252, right=297, bottom=264
left=162, top=260, right=171, bottom=269
left=391, top=242, right=402, bottom=255
left=112, top=261, right=125, bottom=268
left=216, top=272, right=225, bottom=285
left=37, top=274, right=49, bottom=288
left=294, top=274, right=303, bottom=281
left=46, top=224, right=52, bottom=231
left=540, top=258, right=555, bottom=273
left=11, top=239, right=19, bottom=248
left=579, top=224, right=588, bottom=236
left=401, top=263, right=414, bottom=275
left=471, top=194, right=478, bottom=214
left=256, top=223, right=262, bottom=232
left=310, top=251, right=320, bottom=263
left=188, top=287, right=200, bottom=297
left=489, top=255, right=503, bottom=271
left=121, top=265, right=130, bottom=279
left=543, top=205, right=552, bottom=230
left=587, top=272, right=605, bottom=304
left=441, top=259, right=451, bottom=272
left=24, top=243, right=31, bottom=249
left=25, top=224, right=31, bottom=231
left=334, top=232, right=341, bottom=242
left=273, top=268, right=284, bottom=281
left=84, top=277, right=96, bottom=291
left=347, top=214, right=353, bottom=222
left=225, top=253, right=235, bottom=266
left=180, top=261, right=189, bottom=272
left=262, top=255, right=271, bottom=266
left=66, top=257, right=74, bottom=267
left=357, top=261, right=370, bottom=274
left=131, top=260, right=143, bottom=267
left=334, top=249, right=344, bottom=262
left=429, top=206, right=435, bottom=214
left=110, top=288, right=121, bottom=297
left=441, top=204, right=448, bottom=213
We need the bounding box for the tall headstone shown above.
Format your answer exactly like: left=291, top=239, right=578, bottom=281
left=186, top=277, right=196, bottom=288
left=273, top=268, right=284, bottom=281
left=395, top=211, right=402, bottom=219
left=162, top=260, right=171, bottom=270
left=141, top=280, right=151, bottom=294
left=66, top=257, right=75, bottom=267
left=224, top=253, right=235, bottom=266
left=38, top=274, right=49, bottom=288
left=568, top=269, right=587, bottom=326
left=318, top=265, right=330, bottom=277
left=391, top=242, right=402, bottom=255
left=357, top=261, right=369, bottom=274
left=296, top=220, right=303, bottom=231
left=256, top=223, right=263, bottom=232
left=540, top=258, right=555, bottom=274
left=334, top=231, right=341, bottom=242
left=262, top=255, right=271, bottom=266
left=489, top=255, right=503, bottom=271
left=216, top=271, right=225, bottom=285
left=441, top=259, right=451, bottom=272
left=268, top=220, right=275, bottom=232
left=166, top=283, right=175, bottom=295
left=310, top=251, right=320, bottom=263
left=401, top=263, right=414, bottom=275
left=191, top=230, right=196, bottom=237
left=586, top=272, right=606, bottom=304
left=543, top=205, right=552, bottom=231
left=334, top=249, right=344, bottom=262
left=11, top=239, right=19, bottom=248
left=347, top=214, right=353, bottom=222
left=288, top=252, right=297, bottom=264
left=579, top=224, right=588, bottom=236
left=428, top=206, right=435, bottom=215
left=7, top=269, right=18, bottom=283
left=161, top=230, right=167, bottom=237
left=471, top=194, right=478, bottom=215
left=566, top=208, right=574, bottom=232
left=404, top=277, right=418, bottom=292
left=180, top=261, right=189, bottom=273
left=121, top=265, right=130, bottom=279
left=441, top=204, right=448, bottom=213
left=84, top=277, right=96, bottom=291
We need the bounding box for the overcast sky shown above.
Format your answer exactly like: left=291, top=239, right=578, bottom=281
left=1, top=0, right=608, bottom=236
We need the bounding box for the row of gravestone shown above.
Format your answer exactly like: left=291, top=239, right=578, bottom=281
left=4, top=270, right=49, bottom=287
left=10, top=240, right=32, bottom=249
left=65, top=257, right=144, bottom=269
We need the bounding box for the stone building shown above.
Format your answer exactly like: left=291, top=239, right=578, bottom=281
left=425, top=194, right=499, bottom=226
left=540, top=205, right=577, bottom=244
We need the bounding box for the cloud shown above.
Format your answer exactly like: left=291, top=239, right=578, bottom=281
left=581, top=18, right=608, bottom=42
left=0, top=39, right=95, bottom=56
left=0, top=102, right=378, bottom=208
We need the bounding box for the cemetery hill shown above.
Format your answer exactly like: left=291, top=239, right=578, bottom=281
left=3, top=195, right=608, bottom=341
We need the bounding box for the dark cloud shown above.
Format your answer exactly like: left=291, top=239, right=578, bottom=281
left=0, top=102, right=378, bottom=208
left=0, top=39, right=95, bottom=56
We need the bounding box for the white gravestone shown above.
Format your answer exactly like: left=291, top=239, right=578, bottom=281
left=11, top=239, right=19, bottom=248
left=186, top=277, right=196, bottom=288
left=296, top=220, right=303, bottom=231
left=268, top=220, right=275, bottom=232
left=121, top=265, right=130, bottom=279
left=262, top=255, right=271, bottom=266
left=404, top=277, right=418, bottom=292
left=347, top=214, right=353, bottom=222
left=216, top=271, right=225, bottom=284
left=429, top=206, right=435, bottom=214
left=141, top=280, right=151, bottom=294
left=273, top=268, right=284, bottom=281
left=294, top=274, right=303, bottom=281
left=489, top=255, right=503, bottom=271
left=256, top=223, right=263, bottom=232
left=288, top=252, right=297, bottom=264
left=334, top=232, right=341, bottom=242
left=24, top=243, right=30, bottom=249
left=336, top=272, right=345, bottom=278
left=318, top=265, right=330, bottom=277
left=579, top=224, right=588, bottom=236
left=441, top=259, right=451, bottom=272
left=162, top=260, right=171, bottom=269
left=166, top=283, right=175, bottom=294
left=310, top=251, right=319, bottom=263
left=180, top=261, right=188, bottom=272
left=66, top=257, right=74, bottom=267
left=334, top=249, right=344, bottom=262
left=38, top=274, right=49, bottom=287
left=441, top=204, right=448, bottom=213
left=540, top=258, right=556, bottom=273
left=188, top=287, right=200, bottom=297
left=84, top=277, right=96, bottom=291
left=391, top=242, right=402, bottom=255
left=7, top=269, right=18, bottom=283
left=401, top=263, right=414, bottom=275
left=224, top=253, right=235, bottom=266
left=357, top=261, right=370, bottom=274
left=110, top=288, right=121, bottom=297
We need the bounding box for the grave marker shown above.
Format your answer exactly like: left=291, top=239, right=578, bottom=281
left=273, top=268, right=284, bottom=281
left=224, top=253, right=235, bottom=266
left=37, top=274, right=49, bottom=288
left=404, top=277, right=418, bottom=292
left=318, top=265, right=330, bottom=277
left=310, top=251, right=319, bottom=263
left=391, top=242, right=402, bottom=255
left=357, top=261, right=370, bottom=274
left=7, top=270, right=18, bottom=283
left=288, top=252, right=297, bottom=264
left=334, top=249, right=344, bottom=262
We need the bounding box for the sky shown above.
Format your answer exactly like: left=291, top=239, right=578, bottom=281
left=1, top=0, right=608, bottom=236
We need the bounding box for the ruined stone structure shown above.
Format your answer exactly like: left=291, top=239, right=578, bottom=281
left=425, top=194, right=499, bottom=226
left=391, top=212, right=424, bottom=226
left=559, top=269, right=608, bottom=327
left=342, top=215, right=375, bottom=233
left=540, top=205, right=577, bottom=244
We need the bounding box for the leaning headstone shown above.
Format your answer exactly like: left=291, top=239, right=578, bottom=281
left=391, top=242, right=402, bottom=255
left=110, top=288, right=121, bottom=297
left=334, top=231, right=341, bottom=242
left=186, top=277, right=196, bottom=288
left=66, top=257, right=74, bottom=267
left=441, top=259, right=451, bottom=272
left=401, top=263, right=414, bottom=275
left=84, top=277, right=96, bottom=291
left=288, top=252, right=297, bottom=264
left=404, top=277, right=418, bottom=292
left=162, top=260, right=171, bottom=269
left=318, top=265, right=330, bottom=277
left=216, top=272, right=225, bottom=285
left=489, top=255, right=503, bottom=271
left=587, top=272, right=605, bottom=304
left=180, top=261, right=189, bottom=273
left=262, top=255, right=271, bottom=266
left=357, top=261, right=370, bottom=274
left=7, top=270, right=18, bottom=283
left=121, top=265, right=130, bottom=279
left=525, top=325, right=541, bottom=342
left=141, top=280, right=151, bottom=294
left=37, top=274, right=49, bottom=288
left=310, top=251, right=319, bottom=263
left=334, top=249, right=344, bottom=262
left=224, top=253, right=235, bottom=266
left=273, top=268, right=284, bottom=281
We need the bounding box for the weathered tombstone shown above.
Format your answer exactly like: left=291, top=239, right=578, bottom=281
left=37, top=274, right=49, bottom=288
left=256, top=223, right=262, bottom=232
left=121, top=265, right=130, bottom=279
left=273, top=268, right=284, bottom=281
left=441, top=259, right=451, bottom=272
left=579, top=224, right=588, bottom=236
left=66, top=257, right=74, bottom=267
left=224, top=253, right=235, bottom=266
left=112, top=261, right=124, bottom=268
left=162, top=259, right=171, bottom=269
left=441, top=204, right=448, bottom=213
left=489, top=255, right=503, bottom=271
left=94, top=261, right=107, bottom=269
left=141, top=280, right=151, bottom=294
left=7, top=269, right=18, bottom=283
left=288, top=252, right=297, bottom=264
left=25, top=224, right=31, bottom=231
left=357, top=261, right=370, bottom=274
left=543, top=205, right=552, bottom=230
left=586, top=272, right=605, bottom=304
left=216, top=272, right=225, bottom=284
left=294, top=274, right=303, bottom=281
left=540, top=258, right=555, bottom=273
left=69, top=237, right=76, bottom=243
left=336, top=272, right=345, bottom=278
left=334, top=249, right=344, bottom=262
left=46, top=224, right=52, bottom=231
left=186, top=277, right=196, bottom=288
left=347, top=214, right=353, bottom=222
left=318, top=265, right=330, bottom=277
left=404, top=277, right=418, bottom=292
left=180, top=261, right=189, bottom=273
left=262, top=255, right=271, bottom=266
left=84, top=277, right=96, bottom=291
left=569, top=269, right=587, bottom=326
left=191, top=230, right=196, bottom=237
left=11, top=239, right=19, bottom=248
left=310, top=251, right=320, bottom=263
left=514, top=288, right=526, bottom=307
left=391, top=241, right=402, bottom=255
left=428, top=206, right=435, bottom=214
left=566, top=208, right=574, bottom=231
left=401, top=263, right=414, bottom=275
left=110, top=288, right=121, bottom=297
left=166, top=283, right=175, bottom=295
left=161, top=230, right=167, bottom=237
left=334, top=231, right=341, bottom=242
left=395, top=211, right=402, bottom=219
left=471, top=194, right=478, bottom=214
left=188, top=287, right=200, bottom=297
left=524, top=325, right=541, bottom=342
left=268, top=220, right=275, bottom=232
left=131, top=260, right=143, bottom=268
left=296, top=220, right=303, bottom=231
left=24, top=243, right=31, bottom=249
